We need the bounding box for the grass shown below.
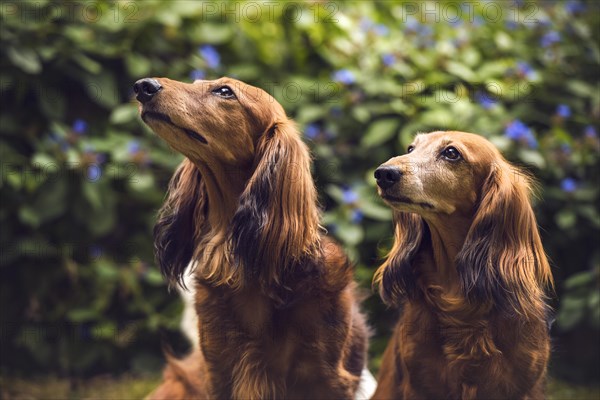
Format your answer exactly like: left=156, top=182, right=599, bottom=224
left=1, top=375, right=598, bottom=399
left=0, top=375, right=161, bottom=400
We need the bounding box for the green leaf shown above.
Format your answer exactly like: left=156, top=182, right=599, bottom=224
left=494, top=32, right=512, bottom=50
left=352, top=106, right=370, bottom=123
left=38, top=86, right=66, bottom=119
left=325, top=184, right=345, bottom=203
left=85, top=72, right=119, bottom=108
left=30, top=177, right=67, bottom=223
left=129, top=171, right=155, bottom=192
left=73, top=53, right=102, bottom=74
left=296, top=105, right=326, bottom=124
left=96, top=260, right=119, bottom=280
left=191, top=23, right=233, bottom=44
left=564, top=271, right=595, bottom=290
left=446, top=61, right=476, bottom=81
left=419, top=108, right=455, bottom=128
left=335, top=223, right=364, bottom=246
left=361, top=119, right=399, bottom=148
left=359, top=201, right=393, bottom=221
left=93, top=321, right=117, bottom=340
left=144, top=269, right=164, bottom=286
left=83, top=181, right=103, bottom=210
left=67, top=308, right=99, bottom=322
left=110, top=103, right=139, bottom=125
left=557, top=296, right=587, bottom=330
left=556, top=211, right=577, bottom=229
left=125, top=54, right=152, bottom=77
left=517, top=149, right=546, bottom=169
left=7, top=47, right=41, bottom=74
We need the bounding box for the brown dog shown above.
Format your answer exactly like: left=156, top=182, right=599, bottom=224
left=135, top=77, right=368, bottom=399
left=372, top=131, right=553, bottom=399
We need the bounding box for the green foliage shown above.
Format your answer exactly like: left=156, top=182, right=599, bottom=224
left=1, top=0, right=599, bottom=382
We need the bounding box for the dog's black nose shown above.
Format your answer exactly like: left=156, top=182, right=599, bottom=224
left=374, top=166, right=402, bottom=189
left=133, top=78, right=162, bottom=104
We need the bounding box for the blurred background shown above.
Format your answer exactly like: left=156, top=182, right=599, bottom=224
left=1, top=0, right=599, bottom=398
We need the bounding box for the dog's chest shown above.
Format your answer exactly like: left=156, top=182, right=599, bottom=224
left=399, top=306, right=498, bottom=396
left=197, top=287, right=320, bottom=373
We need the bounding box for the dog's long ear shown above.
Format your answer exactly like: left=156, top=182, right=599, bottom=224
left=229, top=119, right=320, bottom=283
left=154, top=159, right=206, bottom=287
left=457, top=163, right=553, bottom=319
left=374, top=211, right=425, bottom=306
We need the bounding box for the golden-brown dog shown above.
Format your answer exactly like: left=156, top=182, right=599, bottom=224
left=372, top=131, right=553, bottom=399
left=134, top=77, right=368, bottom=399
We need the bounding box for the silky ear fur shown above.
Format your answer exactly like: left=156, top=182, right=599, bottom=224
left=154, top=159, right=207, bottom=288
left=374, top=211, right=426, bottom=306
left=456, top=163, right=553, bottom=319
left=229, top=120, right=321, bottom=284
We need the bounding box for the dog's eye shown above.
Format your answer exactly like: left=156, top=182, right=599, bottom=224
left=212, top=86, right=236, bottom=99
left=442, top=146, right=461, bottom=161
left=407, top=145, right=415, bottom=153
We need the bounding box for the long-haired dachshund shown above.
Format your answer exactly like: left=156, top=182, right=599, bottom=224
left=372, top=131, right=554, bottom=399
left=134, top=77, right=369, bottom=399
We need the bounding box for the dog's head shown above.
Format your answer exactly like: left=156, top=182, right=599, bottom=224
left=135, top=77, right=319, bottom=289
left=374, top=131, right=498, bottom=216
left=374, top=131, right=552, bottom=318
left=135, top=77, right=286, bottom=167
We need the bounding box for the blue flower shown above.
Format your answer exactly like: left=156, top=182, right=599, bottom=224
left=87, top=164, right=102, bottom=181
left=505, top=120, right=529, bottom=139
left=199, top=45, right=220, bottom=69
left=516, top=61, right=535, bottom=79
left=190, top=69, right=205, bottom=81
left=560, top=143, right=572, bottom=154
left=505, top=119, right=538, bottom=148
left=332, top=69, right=355, bottom=85
left=565, top=0, right=585, bottom=14
left=373, top=24, right=390, bottom=36
left=561, top=178, right=577, bottom=193
left=342, top=187, right=359, bottom=204
left=359, top=17, right=373, bottom=32
left=327, top=223, right=338, bottom=234
left=72, top=119, right=88, bottom=135
left=584, top=125, right=597, bottom=138
left=419, top=24, right=433, bottom=37
left=330, top=106, right=342, bottom=118
left=382, top=53, right=396, bottom=66
left=556, top=104, right=571, bottom=118
left=49, top=132, right=70, bottom=152
left=127, top=140, right=141, bottom=154
left=351, top=209, right=364, bottom=224
left=536, top=16, right=552, bottom=28
left=403, top=18, right=434, bottom=47
left=475, top=91, right=497, bottom=110
left=450, top=19, right=463, bottom=28
left=89, top=245, right=103, bottom=260
left=541, top=31, right=560, bottom=48
left=505, top=20, right=518, bottom=30
left=304, top=124, right=320, bottom=139
left=404, top=17, right=421, bottom=33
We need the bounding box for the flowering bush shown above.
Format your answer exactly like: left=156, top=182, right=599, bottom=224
left=1, top=0, right=598, bottom=382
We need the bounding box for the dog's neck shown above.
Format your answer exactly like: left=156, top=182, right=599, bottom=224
left=418, top=214, right=486, bottom=316
left=193, top=160, right=250, bottom=231
left=423, top=214, right=471, bottom=282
